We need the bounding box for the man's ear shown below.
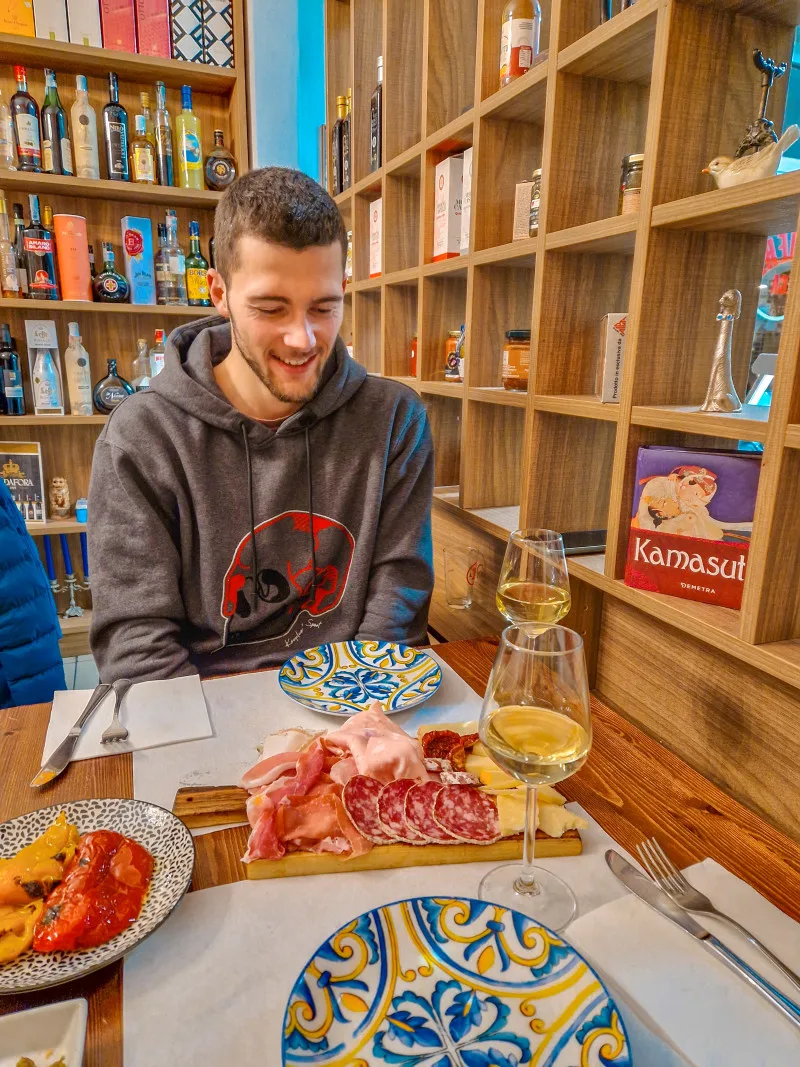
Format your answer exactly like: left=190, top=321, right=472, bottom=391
left=208, top=268, right=230, bottom=318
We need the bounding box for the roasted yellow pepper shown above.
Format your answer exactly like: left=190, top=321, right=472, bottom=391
left=0, top=900, right=44, bottom=964
left=0, top=813, right=79, bottom=909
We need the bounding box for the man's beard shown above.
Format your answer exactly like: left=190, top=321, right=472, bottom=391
left=229, top=312, right=330, bottom=406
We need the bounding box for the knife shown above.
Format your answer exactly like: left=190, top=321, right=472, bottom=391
left=606, top=849, right=800, bottom=1031
left=30, top=682, right=114, bottom=787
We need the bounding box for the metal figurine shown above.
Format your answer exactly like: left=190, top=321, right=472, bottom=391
left=58, top=533, right=84, bottom=618
left=700, top=290, right=743, bottom=414
left=736, top=49, right=788, bottom=159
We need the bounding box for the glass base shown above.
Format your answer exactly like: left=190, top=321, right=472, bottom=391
left=478, top=862, right=577, bottom=931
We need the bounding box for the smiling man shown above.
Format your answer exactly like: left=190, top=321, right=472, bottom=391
left=88, top=167, right=434, bottom=681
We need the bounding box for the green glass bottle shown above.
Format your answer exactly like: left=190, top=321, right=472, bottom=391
left=186, top=220, right=210, bottom=307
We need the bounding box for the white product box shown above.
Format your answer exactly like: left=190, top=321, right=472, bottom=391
left=67, top=0, right=102, bottom=46
left=33, top=0, right=68, bottom=40
left=460, top=146, right=473, bottom=256
left=433, top=154, right=463, bottom=261
left=25, top=320, right=65, bottom=416
left=369, top=197, right=382, bottom=278
left=596, top=312, right=627, bottom=403
left=513, top=180, right=535, bottom=241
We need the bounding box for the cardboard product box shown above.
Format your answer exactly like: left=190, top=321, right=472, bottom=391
left=135, top=0, right=171, bottom=56
left=201, top=0, right=233, bottom=67
left=170, top=0, right=203, bottom=62
left=460, top=146, right=473, bottom=256
left=100, top=0, right=137, bottom=51
left=33, top=0, right=68, bottom=40
left=369, top=197, right=382, bottom=279
left=25, top=320, right=64, bottom=416
left=53, top=214, right=92, bottom=302
left=596, top=312, right=627, bottom=403
left=121, top=216, right=156, bottom=305
left=512, top=180, right=534, bottom=241
left=433, top=154, right=463, bottom=262
left=67, top=0, right=102, bottom=46
left=0, top=0, right=35, bottom=36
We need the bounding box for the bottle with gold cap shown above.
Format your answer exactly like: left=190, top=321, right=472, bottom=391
left=139, top=90, right=155, bottom=147
left=342, top=88, right=352, bottom=190
left=331, top=95, right=346, bottom=195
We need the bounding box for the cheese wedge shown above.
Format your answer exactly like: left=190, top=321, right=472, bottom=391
left=495, top=793, right=586, bottom=838
left=538, top=804, right=588, bottom=838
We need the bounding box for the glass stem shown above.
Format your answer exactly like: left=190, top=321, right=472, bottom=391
left=514, top=785, right=539, bottom=896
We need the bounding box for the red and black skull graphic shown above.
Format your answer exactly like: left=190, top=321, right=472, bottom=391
left=220, top=511, right=355, bottom=644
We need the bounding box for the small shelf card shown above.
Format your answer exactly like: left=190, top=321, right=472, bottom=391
left=0, top=442, right=47, bottom=523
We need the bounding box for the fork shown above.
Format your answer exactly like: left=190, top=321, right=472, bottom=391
left=101, top=678, right=133, bottom=745
left=637, top=837, right=800, bottom=997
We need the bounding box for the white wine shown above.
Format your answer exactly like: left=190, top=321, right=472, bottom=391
left=496, top=580, right=571, bottom=624
left=481, top=705, right=590, bottom=786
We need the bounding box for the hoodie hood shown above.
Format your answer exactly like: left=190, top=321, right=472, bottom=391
left=149, top=315, right=367, bottom=442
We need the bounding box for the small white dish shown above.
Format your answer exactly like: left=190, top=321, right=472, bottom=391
left=0, top=997, right=88, bottom=1067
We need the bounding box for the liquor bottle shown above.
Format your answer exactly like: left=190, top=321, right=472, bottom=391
left=88, top=243, right=96, bottom=278
left=131, top=338, right=151, bottom=391
left=204, top=130, right=236, bottom=191
left=139, top=91, right=155, bottom=146
left=208, top=235, right=215, bottom=269
left=163, top=211, right=187, bottom=304
left=10, top=66, right=41, bottom=172
left=64, top=321, right=93, bottom=416
left=32, top=347, right=62, bottom=411
left=41, top=69, right=73, bottom=176
left=154, top=222, right=169, bottom=303
left=103, top=72, right=129, bottom=181
left=0, top=197, right=19, bottom=298
left=186, top=220, right=210, bottom=306
left=24, top=194, right=59, bottom=300
left=0, top=88, right=17, bottom=170
left=41, top=203, right=59, bottom=292
left=0, top=324, right=25, bottom=416
left=331, top=95, right=346, bottom=195
left=175, top=85, right=203, bottom=190
left=71, top=75, right=100, bottom=180
left=92, top=242, right=130, bottom=303
left=370, top=57, right=383, bottom=172
left=12, top=203, right=28, bottom=296
left=130, top=114, right=155, bottom=183
left=32, top=495, right=43, bottom=521
left=93, top=358, right=134, bottom=413
left=153, top=80, right=174, bottom=187
left=342, top=88, right=352, bottom=190
left=149, top=328, right=166, bottom=376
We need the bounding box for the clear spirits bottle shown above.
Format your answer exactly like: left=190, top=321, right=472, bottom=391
left=139, top=90, right=155, bottom=146
left=0, top=324, right=25, bottom=416
left=149, top=328, right=166, bottom=376
left=0, top=195, right=19, bottom=298
left=0, top=88, right=17, bottom=170
left=12, top=203, right=27, bottom=295
left=103, top=72, right=129, bottom=181
left=71, top=75, right=100, bottom=180
left=131, top=337, right=151, bottom=391
left=33, top=347, right=62, bottom=411
left=41, top=68, right=73, bottom=176
left=154, top=80, right=174, bottom=187
left=204, top=129, right=236, bottom=190
left=64, top=321, right=93, bottom=416
left=93, top=358, right=134, bottom=413
left=130, top=114, right=155, bottom=183
left=164, top=210, right=187, bottom=304
left=10, top=66, right=41, bottom=173
left=92, top=242, right=130, bottom=303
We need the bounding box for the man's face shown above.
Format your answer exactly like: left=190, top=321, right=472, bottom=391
left=208, top=236, right=346, bottom=406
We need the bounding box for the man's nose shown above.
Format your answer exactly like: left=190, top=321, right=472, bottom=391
left=283, top=318, right=315, bottom=351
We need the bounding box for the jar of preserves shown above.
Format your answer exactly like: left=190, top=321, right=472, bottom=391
left=619, top=153, right=644, bottom=215
left=499, top=0, right=542, bottom=88
left=502, top=329, right=531, bottom=391
left=528, top=168, right=542, bottom=236
left=444, top=328, right=463, bottom=382
left=409, top=334, right=418, bottom=377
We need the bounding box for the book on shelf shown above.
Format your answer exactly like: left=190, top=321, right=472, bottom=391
left=624, top=445, right=762, bottom=611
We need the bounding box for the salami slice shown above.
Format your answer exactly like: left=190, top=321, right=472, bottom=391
left=433, top=785, right=501, bottom=843
left=440, top=769, right=481, bottom=786
left=377, top=779, right=426, bottom=844
left=405, top=782, right=459, bottom=844
left=342, top=775, right=396, bottom=844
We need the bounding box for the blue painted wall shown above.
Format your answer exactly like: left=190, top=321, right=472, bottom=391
left=297, top=0, right=326, bottom=181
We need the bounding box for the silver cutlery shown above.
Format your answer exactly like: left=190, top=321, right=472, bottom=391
left=637, top=836, right=800, bottom=997
left=30, top=682, right=113, bottom=787
left=101, top=678, right=133, bottom=745
left=606, top=849, right=800, bottom=1031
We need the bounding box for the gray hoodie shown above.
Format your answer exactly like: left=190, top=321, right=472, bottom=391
left=87, top=317, right=434, bottom=681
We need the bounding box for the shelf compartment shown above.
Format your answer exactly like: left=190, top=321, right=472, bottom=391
left=651, top=173, right=800, bottom=237
left=386, top=143, right=423, bottom=177
left=384, top=282, right=418, bottom=377
left=0, top=298, right=214, bottom=317
left=426, top=0, right=478, bottom=135
left=0, top=170, right=222, bottom=208
left=473, top=114, right=544, bottom=252
left=384, top=158, right=421, bottom=273
left=353, top=187, right=384, bottom=282
left=469, top=262, right=534, bottom=388
left=325, top=0, right=352, bottom=191
left=420, top=380, right=463, bottom=398
left=354, top=290, right=382, bottom=374
left=545, top=214, right=638, bottom=254
left=425, top=110, right=475, bottom=153
left=468, top=386, right=528, bottom=408
left=631, top=403, right=770, bottom=442
left=352, top=0, right=384, bottom=184
left=350, top=170, right=383, bottom=197
left=420, top=273, right=467, bottom=382
left=557, top=0, right=658, bottom=85
left=533, top=394, right=620, bottom=422
left=479, top=57, right=549, bottom=123
left=384, top=0, right=424, bottom=159
left=472, top=238, right=537, bottom=267
left=422, top=258, right=469, bottom=278
left=478, top=0, right=551, bottom=103
left=462, top=400, right=526, bottom=509
left=422, top=393, right=462, bottom=486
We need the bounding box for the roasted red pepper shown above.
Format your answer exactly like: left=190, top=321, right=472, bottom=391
left=32, top=830, right=154, bottom=953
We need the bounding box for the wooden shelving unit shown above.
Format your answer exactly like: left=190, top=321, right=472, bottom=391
left=1, top=6, right=249, bottom=655
left=329, top=0, right=800, bottom=840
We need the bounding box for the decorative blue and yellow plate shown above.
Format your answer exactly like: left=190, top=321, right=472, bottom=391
left=278, top=640, right=442, bottom=717
left=283, top=896, right=631, bottom=1066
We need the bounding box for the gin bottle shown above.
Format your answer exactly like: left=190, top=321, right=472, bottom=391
left=131, top=338, right=151, bottom=391
left=33, top=348, right=62, bottom=411
left=64, top=321, right=93, bottom=416
left=93, top=358, right=134, bottom=413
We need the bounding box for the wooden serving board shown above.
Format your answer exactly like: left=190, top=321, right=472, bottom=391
left=172, top=785, right=582, bottom=880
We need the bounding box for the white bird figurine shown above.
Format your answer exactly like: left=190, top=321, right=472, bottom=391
left=703, top=125, right=799, bottom=188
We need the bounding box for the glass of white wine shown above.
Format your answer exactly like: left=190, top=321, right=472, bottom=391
left=496, top=529, right=571, bottom=625
left=478, top=624, right=591, bottom=930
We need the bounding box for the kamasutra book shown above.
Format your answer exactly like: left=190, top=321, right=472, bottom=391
left=624, top=446, right=761, bottom=610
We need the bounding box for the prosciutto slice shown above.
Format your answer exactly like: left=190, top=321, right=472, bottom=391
left=324, top=702, right=429, bottom=784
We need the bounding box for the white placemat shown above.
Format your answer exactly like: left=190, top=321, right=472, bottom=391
left=42, top=676, right=211, bottom=763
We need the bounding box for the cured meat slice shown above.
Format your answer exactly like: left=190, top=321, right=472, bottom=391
left=440, top=769, right=481, bottom=786
left=405, top=782, right=459, bottom=844
left=377, top=779, right=427, bottom=844
left=433, top=785, right=501, bottom=843
left=342, top=775, right=396, bottom=845
left=421, top=730, right=462, bottom=761
left=424, top=757, right=453, bottom=773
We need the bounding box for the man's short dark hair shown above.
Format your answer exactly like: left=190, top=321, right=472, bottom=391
left=213, top=166, right=347, bottom=282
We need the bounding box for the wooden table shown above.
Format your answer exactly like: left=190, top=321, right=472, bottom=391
left=2, top=637, right=800, bottom=1066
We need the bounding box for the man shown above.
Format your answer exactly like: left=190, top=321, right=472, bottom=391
left=88, top=167, right=434, bottom=681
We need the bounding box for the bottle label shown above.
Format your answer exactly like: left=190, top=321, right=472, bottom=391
left=108, top=120, right=128, bottom=173
left=500, top=18, right=535, bottom=81
left=102, top=385, right=128, bottom=405
left=133, top=145, right=154, bottom=182
left=61, top=137, right=73, bottom=174
left=24, top=236, right=54, bottom=255
left=182, top=130, right=201, bottom=167
left=169, top=254, right=185, bottom=275
left=2, top=369, right=23, bottom=398
left=14, top=113, right=40, bottom=161
left=101, top=276, right=120, bottom=295
left=187, top=267, right=209, bottom=301
left=124, top=228, right=144, bottom=257
left=2, top=250, right=19, bottom=293
left=42, top=139, right=54, bottom=172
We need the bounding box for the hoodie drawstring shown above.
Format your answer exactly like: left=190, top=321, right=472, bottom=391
left=306, top=426, right=317, bottom=598
left=241, top=423, right=259, bottom=614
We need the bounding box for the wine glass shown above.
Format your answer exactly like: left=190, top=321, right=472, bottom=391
left=496, top=529, right=571, bottom=626
left=478, top=624, right=592, bottom=931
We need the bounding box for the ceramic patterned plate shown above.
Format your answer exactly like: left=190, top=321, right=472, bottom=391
left=278, top=640, right=442, bottom=716
left=283, top=895, right=631, bottom=1067
left=0, top=798, right=195, bottom=995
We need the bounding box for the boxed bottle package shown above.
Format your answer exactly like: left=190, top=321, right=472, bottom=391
left=100, top=0, right=137, bottom=51
left=33, top=0, right=68, bottom=40
left=134, top=0, right=171, bottom=56
left=596, top=312, right=626, bottom=403
left=460, top=146, right=473, bottom=256
left=25, top=320, right=64, bottom=416
left=433, top=154, right=463, bottom=261
left=202, top=0, right=234, bottom=67
left=513, top=179, right=535, bottom=241
left=121, top=216, right=156, bottom=304
left=53, top=214, right=92, bottom=301
left=67, top=0, right=103, bottom=46
left=369, top=197, right=382, bottom=279
left=170, top=0, right=203, bottom=62
left=0, top=0, right=35, bottom=35
left=624, top=445, right=761, bottom=610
